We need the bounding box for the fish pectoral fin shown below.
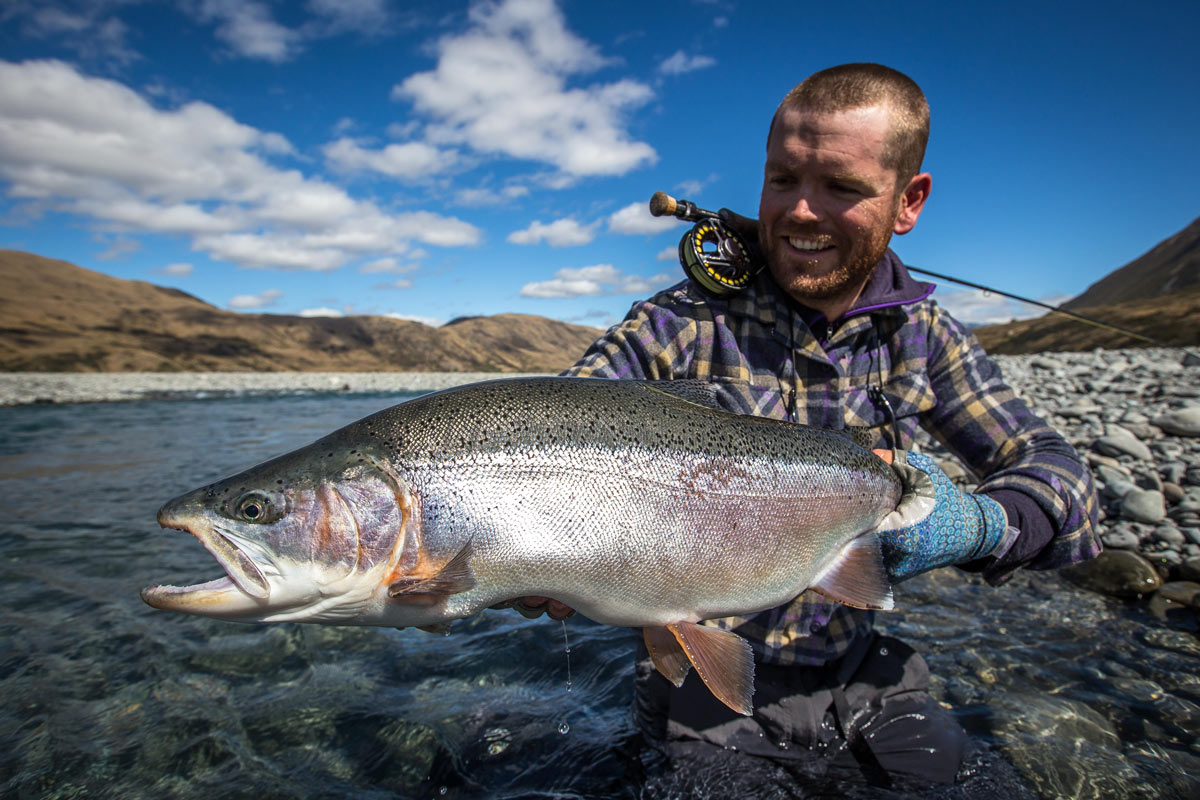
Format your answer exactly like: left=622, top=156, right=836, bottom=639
left=665, top=621, right=755, bottom=716
left=809, top=533, right=895, bottom=611
left=644, top=626, right=691, bottom=687
left=387, top=540, right=477, bottom=601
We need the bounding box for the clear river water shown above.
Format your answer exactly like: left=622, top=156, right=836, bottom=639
left=1, top=392, right=1197, bottom=799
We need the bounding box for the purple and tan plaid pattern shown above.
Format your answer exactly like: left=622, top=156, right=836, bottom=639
left=562, top=253, right=1100, bottom=666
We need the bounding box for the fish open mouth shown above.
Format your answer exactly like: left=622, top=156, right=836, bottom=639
left=141, top=514, right=271, bottom=612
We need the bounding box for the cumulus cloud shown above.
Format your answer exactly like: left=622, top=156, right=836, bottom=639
left=299, top=306, right=344, bottom=317
left=659, top=50, right=716, bottom=75
left=0, top=59, right=481, bottom=272
left=359, top=257, right=418, bottom=274
left=228, top=288, right=283, bottom=309
left=935, top=289, right=1073, bottom=327
left=608, top=202, right=685, bottom=235
left=394, top=0, right=656, bottom=178
left=160, top=262, right=194, bottom=277
left=657, top=246, right=678, bottom=262
left=454, top=184, right=530, bottom=206
left=520, top=264, right=674, bottom=298
left=196, top=0, right=301, bottom=63
left=507, top=217, right=596, bottom=246
left=4, top=1, right=139, bottom=66
left=385, top=311, right=444, bottom=326
left=323, top=137, right=459, bottom=180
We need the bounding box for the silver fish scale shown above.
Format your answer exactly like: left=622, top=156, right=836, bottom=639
left=339, top=378, right=901, bottom=627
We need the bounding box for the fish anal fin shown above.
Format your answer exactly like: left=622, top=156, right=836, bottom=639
left=644, top=626, right=691, bottom=687
left=388, top=540, right=476, bottom=600
left=666, top=621, right=755, bottom=716
left=810, top=534, right=894, bottom=611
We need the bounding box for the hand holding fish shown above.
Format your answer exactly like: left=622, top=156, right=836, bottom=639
left=871, top=450, right=1018, bottom=582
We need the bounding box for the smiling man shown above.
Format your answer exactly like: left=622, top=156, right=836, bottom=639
left=521, top=63, right=1099, bottom=788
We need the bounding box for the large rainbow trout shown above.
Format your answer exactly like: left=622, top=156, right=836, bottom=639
left=143, top=377, right=903, bottom=714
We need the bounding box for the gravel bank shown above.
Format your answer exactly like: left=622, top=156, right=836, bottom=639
left=0, top=371, right=550, bottom=406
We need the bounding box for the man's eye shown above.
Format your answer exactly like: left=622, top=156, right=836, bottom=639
left=830, top=182, right=860, bottom=195
left=768, top=175, right=795, bottom=188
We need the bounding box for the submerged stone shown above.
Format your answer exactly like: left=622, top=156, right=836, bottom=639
left=1060, top=549, right=1163, bottom=598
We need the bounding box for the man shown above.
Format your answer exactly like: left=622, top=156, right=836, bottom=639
left=522, top=63, right=1100, bottom=785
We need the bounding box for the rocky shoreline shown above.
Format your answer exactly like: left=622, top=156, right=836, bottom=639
left=0, top=371, right=548, bottom=407
left=3, top=348, right=1199, bottom=612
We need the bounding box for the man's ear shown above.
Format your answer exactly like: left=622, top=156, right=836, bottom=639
left=893, top=172, right=932, bottom=235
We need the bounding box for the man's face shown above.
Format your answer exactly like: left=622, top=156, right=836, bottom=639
left=758, top=104, right=905, bottom=306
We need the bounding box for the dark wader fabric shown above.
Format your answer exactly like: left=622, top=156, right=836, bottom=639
left=634, top=631, right=967, bottom=787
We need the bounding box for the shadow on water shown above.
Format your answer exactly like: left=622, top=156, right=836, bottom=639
left=0, top=393, right=1197, bottom=798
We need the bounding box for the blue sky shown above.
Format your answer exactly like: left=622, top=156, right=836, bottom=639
left=1, top=0, right=1197, bottom=329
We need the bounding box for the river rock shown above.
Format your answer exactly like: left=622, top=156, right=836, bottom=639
left=1121, top=488, right=1166, bottom=523
left=1152, top=525, right=1186, bottom=548
left=1179, top=557, right=1200, bottom=582
left=1148, top=581, right=1200, bottom=620
left=1100, top=527, right=1139, bottom=550
left=1162, top=482, right=1185, bottom=504
left=1060, top=549, right=1163, bottom=598
left=1134, top=470, right=1163, bottom=492
left=1093, top=428, right=1153, bottom=461
left=1153, top=407, right=1200, bottom=437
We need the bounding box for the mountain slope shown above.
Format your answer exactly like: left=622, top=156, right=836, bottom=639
left=1063, top=216, right=1200, bottom=309
left=0, top=250, right=603, bottom=372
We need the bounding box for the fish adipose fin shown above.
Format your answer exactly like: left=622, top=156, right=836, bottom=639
left=387, top=540, right=477, bottom=603
left=809, top=534, right=895, bottom=611
left=666, top=621, right=755, bottom=716
left=644, top=626, right=692, bottom=687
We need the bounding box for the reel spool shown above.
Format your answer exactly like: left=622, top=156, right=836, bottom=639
left=649, top=191, right=762, bottom=297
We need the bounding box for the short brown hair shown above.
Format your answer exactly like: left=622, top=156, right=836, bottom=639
left=769, top=63, right=930, bottom=183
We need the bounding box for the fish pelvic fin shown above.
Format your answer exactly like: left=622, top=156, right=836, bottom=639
left=644, top=626, right=691, bottom=687
left=665, top=622, right=755, bottom=717
left=809, top=533, right=895, bottom=611
left=387, top=540, right=477, bottom=603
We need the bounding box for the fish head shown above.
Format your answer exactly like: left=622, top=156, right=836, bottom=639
left=142, top=437, right=413, bottom=624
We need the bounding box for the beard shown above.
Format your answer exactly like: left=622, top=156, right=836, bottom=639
left=762, top=221, right=893, bottom=303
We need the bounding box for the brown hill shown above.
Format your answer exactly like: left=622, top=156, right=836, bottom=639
left=1063, top=215, right=1200, bottom=309
left=974, top=285, right=1200, bottom=355
left=0, top=250, right=604, bottom=372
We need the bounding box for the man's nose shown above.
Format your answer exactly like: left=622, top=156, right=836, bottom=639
left=787, top=192, right=820, bottom=223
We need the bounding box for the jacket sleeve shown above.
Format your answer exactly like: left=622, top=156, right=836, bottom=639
left=561, top=289, right=699, bottom=380
left=918, top=301, right=1101, bottom=583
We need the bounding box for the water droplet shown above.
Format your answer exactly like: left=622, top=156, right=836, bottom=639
left=439, top=787, right=447, bottom=796
left=879, top=647, right=889, bottom=657
left=778, top=740, right=790, bottom=750
left=558, top=721, right=570, bottom=735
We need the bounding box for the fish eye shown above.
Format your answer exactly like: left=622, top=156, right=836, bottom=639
left=234, top=492, right=274, bottom=523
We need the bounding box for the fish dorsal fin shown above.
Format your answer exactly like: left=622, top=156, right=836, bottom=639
left=833, top=425, right=882, bottom=451
left=641, top=380, right=725, bottom=411
left=809, top=534, right=894, bottom=611
left=387, top=540, right=476, bottom=602
left=666, top=621, right=755, bottom=716
left=643, top=626, right=691, bottom=687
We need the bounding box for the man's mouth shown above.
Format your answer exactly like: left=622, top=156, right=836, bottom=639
left=787, top=236, right=835, bottom=253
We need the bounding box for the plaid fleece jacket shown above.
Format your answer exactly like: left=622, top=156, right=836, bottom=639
left=562, top=250, right=1101, bottom=666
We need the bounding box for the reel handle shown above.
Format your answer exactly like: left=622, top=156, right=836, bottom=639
left=649, top=191, right=765, bottom=297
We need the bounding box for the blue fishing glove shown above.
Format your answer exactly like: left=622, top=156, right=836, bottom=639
left=875, top=451, right=1018, bottom=583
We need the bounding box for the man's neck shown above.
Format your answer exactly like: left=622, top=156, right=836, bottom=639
left=791, top=279, right=870, bottom=323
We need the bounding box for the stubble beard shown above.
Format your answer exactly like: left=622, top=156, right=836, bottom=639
left=766, top=223, right=894, bottom=302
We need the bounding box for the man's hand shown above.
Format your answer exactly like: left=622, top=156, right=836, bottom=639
left=490, top=596, right=575, bottom=621
left=873, top=451, right=1017, bottom=582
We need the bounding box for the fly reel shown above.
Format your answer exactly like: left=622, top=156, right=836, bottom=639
left=649, top=191, right=763, bottom=297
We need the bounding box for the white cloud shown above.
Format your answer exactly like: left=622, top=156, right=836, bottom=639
left=454, top=184, right=529, bottom=206
left=197, top=0, right=301, bottom=63
left=657, top=246, right=678, bottom=261
left=306, top=0, right=390, bottom=34
left=0, top=59, right=481, bottom=272
left=507, top=217, right=596, bottom=246
left=373, top=278, right=413, bottom=290
left=659, top=50, right=716, bottom=75
left=394, top=0, right=656, bottom=178
left=323, top=137, right=458, bottom=180
left=520, top=264, right=674, bottom=298
left=228, top=288, right=283, bottom=309
left=6, top=2, right=139, bottom=66
left=299, top=306, right=344, bottom=317
left=385, top=312, right=444, bottom=326
left=935, top=289, right=1073, bottom=327
left=161, top=262, right=194, bottom=277
left=608, top=201, right=685, bottom=235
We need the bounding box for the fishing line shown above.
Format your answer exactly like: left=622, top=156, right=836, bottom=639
left=648, top=191, right=1163, bottom=346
